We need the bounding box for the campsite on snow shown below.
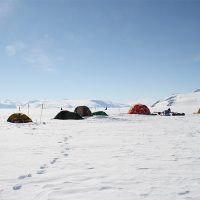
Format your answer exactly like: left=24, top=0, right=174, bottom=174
left=1, top=89, right=200, bottom=199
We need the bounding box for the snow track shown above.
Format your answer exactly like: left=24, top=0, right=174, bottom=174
left=1, top=108, right=200, bottom=199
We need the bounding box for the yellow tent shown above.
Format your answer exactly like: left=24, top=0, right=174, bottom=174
left=193, top=108, right=200, bottom=114
left=7, top=113, right=32, bottom=123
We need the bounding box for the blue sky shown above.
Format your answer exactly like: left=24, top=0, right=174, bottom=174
left=1, top=0, right=200, bottom=103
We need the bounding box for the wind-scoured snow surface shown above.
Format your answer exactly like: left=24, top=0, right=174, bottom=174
left=1, top=108, right=200, bottom=200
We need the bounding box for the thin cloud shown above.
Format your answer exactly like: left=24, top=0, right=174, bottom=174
left=195, top=54, right=200, bottom=61
left=25, top=48, right=55, bottom=72
left=0, top=0, right=17, bottom=25
left=5, top=45, right=16, bottom=56
left=5, top=41, right=25, bottom=56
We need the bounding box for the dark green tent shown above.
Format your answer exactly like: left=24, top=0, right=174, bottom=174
left=54, top=110, right=83, bottom=120
left=92, top=111, right=108, bottom=116
left=74, top=106, right=93, bottom=116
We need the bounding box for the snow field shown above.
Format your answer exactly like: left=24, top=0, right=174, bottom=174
left=1, top=108, right=200, bottom=199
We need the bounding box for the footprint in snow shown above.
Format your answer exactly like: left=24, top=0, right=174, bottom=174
left=13, top=184, right=22, bottom=190
left=37, top=170, right=46, bottom=174
left=59, top=137, right=68, bottom=144
left=140, top=194, right=148, bottom=197
left=18, top=174, right=32, bottom=179
left=179, top=191, right=190, bottom=195
left=61, top=150, right=68, bottom=157
left=50, top=158, right=58, bottom=164
left=40, top=164, right=48, bottom=169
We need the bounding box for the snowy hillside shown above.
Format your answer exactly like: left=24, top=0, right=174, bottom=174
left=194, top=88, right=200, bottom=93
left=151, top=91, right=200, bottom=108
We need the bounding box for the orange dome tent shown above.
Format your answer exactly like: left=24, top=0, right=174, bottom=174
left=127, top=103, right=150, bottom=115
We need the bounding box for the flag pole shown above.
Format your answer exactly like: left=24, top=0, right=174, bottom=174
left=28, top=103, right=29, bottom=117
left=40, top=104, right=43, bottom=123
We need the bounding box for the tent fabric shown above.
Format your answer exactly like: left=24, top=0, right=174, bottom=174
left=193, top=108, right=200, bottom=114
left=54, top=110, right=83, bottom=120
left=163, top=110, right=170, bottom=115
left=74, top=106, right=93, bottom=116
left=92, top=111, right=108, bottom=116
left=127, top=104, right=150, bottom=115
left=7, top=113, right=32, bottom=123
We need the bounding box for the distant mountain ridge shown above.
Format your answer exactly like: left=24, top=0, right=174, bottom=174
left=0, top=100, right=16, bottom=109
left=1, top=88, right=200, bottom=109
left=128, top=97, right=158, bottom=107
left=194, top=88, right=200, bottom=93
left=0, top=99, right=130, bottom=109
left=151, top=89, right=200, bottom=107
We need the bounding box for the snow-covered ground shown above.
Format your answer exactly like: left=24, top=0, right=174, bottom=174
left=1, top=107, right=200, bottom=200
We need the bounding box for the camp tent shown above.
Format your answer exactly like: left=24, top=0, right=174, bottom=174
left=74, top=106, right=93, bottom=116
left=92, top=111, right=108, bottom=116
left=54, top=110, right=83, bottom=120
left=193, top=108, right=200, bottom=114
left=7, top=113, right=32, bottom=123
left=127, top=103, right=150, bottom=115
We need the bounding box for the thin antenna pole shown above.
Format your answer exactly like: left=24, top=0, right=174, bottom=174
left=28, top=103, right=29, bottom=117
left=19, top=106, right=20, bottom=118
left=40, top=104, right=43, bottom=123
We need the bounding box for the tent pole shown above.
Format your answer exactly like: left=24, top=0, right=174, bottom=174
left=28, top=103, right=29, bottom=117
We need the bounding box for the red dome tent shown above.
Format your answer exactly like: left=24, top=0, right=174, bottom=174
left=127, top=103, right=150, bottom=115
